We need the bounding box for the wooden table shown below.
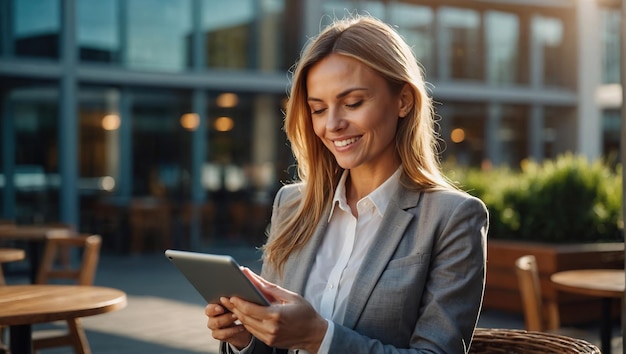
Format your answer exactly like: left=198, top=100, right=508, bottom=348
left=0, top=225, right=68, bottom=282
left=0, top=248, right=26, bottom=285
left=551, top=269, right=624, bottom=354
left=0, top=284, right=127, bottom=354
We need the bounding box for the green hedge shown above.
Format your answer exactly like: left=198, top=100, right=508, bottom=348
left=446, top=154, right=623, bottom=243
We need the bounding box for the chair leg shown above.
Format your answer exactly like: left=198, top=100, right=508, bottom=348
left=33, top=319, right=92, bottom=354
left=68, top=318, right=91, bottom=354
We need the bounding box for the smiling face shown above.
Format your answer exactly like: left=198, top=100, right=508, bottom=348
left=307, top=53, right=411, bottom=179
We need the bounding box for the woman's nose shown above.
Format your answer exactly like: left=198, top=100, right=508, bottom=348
left=326, top=107, right=346, bottom=131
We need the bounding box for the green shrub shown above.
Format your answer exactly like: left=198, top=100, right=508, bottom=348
left=446, top=153, right=623, bottom=243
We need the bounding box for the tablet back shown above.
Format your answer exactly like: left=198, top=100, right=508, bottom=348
left=165, top=249, right=270, bottom=306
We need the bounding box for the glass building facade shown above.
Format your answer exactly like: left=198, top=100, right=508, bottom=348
left=0, top=0, right=621, bottom=253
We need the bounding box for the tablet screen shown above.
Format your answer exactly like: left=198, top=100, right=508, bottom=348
left=165, top=249, right=270, bottom=306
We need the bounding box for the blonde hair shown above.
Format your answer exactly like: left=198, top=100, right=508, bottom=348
left=263, top=15, right=454, bottom=274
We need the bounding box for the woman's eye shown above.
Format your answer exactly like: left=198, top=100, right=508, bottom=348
left=346, top=101, right=363, bottom=109
left=311, top=107, right=326, bottom=115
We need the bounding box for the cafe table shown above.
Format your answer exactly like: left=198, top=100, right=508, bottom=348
left=0, top=248, right=25, bottom=285
left=0, top=284, right=127, bottom=354
left=551, top=269, right=624, bottom=354
left=0, top=225, right=69, bottom=282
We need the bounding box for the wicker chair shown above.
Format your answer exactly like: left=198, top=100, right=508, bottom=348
left=470, top=328, right=601, bottom=354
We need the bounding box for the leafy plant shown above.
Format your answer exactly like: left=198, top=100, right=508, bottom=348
left=446, top=153, right=623, bottom=243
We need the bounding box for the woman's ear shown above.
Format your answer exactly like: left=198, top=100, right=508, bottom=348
left=398, top=84, right=415, bottom=118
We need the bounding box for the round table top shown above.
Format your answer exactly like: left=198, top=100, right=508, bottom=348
left=550, top=269, right=624, bottom=299
left=0, top=285, right=127, bottom=326
left=0, top=248, right=25, bottom=263
left=0, top=225, right=69, bottom=241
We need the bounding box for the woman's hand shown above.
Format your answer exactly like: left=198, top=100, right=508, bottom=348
left=205, top=302, right=252, bottom=350
left=221, top=268, right=328, bottom=353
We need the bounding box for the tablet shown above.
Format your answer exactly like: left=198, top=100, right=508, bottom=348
left=165, top=249, right=270, bottom=306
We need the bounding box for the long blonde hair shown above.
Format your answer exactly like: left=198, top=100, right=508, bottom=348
left=263, top=15, right=454, bottom=274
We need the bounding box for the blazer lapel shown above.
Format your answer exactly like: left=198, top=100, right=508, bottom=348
left=342, top=185, right=421, bottom=328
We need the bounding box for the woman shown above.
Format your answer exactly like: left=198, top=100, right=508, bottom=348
left=206, top=15, right=488, bottom=354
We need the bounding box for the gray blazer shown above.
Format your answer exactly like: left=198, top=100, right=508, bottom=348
left=226, top=182, right=488, bottom=354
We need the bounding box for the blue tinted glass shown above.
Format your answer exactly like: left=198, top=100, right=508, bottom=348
left=532, top=15, right=566, bottom=87
left=13, top=0, right=60, bottom=58
left=601, top=9, right=620, bottom=84
left=485, top=11, right=520, bottom=84
left=126, top=0, right=192, bottom=71
left=202, top=0, right=254, bottom=69
left=390, top=4, right=434, bottom=76
left=78, top=0, right=119, bottom=63
left=438, top=7, right=482, bottom=81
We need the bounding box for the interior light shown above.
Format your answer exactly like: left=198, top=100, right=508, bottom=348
left=214, top=116, right=234, bottom=132
left=101, top=114, right=121, bottom=131
left=450, top=128, right=465, bottom=143
left=216, top=93, right=238, bottom=108
left=100, top=176, right=116, bottom=191
left=180, top=113, right=200, bottom=131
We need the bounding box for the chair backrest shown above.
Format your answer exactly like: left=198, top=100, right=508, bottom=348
left=35, top=230, right=102, bottom=286
left=514, top=255, right=560, bottom=331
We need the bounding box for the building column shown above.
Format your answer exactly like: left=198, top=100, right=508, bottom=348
left=529, top=105, right=544, bottom=162
left=577, top=0, right=602, bottom=160
left=251, top=95, right=277, bottom=203
left=188, top=0, right=207, bottom=249
left=59, top=0, right=78, bottom=226
left=486, top=103, right=502, bottom=166
left=118, top=88, right=132, bottom=201
left=190, top=89, right=207, bottom=249
left=1, top=92, right=16, bottom=220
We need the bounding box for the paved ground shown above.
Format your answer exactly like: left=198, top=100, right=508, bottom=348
left=3, top=241, right=623, bottom=354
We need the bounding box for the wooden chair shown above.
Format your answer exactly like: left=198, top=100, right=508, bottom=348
left=31, top=230, right=102, bottom=354
left=515, top=255, right=596, bottom=343
left=515, top=255, right=560, bottom=331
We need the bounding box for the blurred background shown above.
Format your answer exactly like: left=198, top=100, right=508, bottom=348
left=0, top=0, right=622, bottom=254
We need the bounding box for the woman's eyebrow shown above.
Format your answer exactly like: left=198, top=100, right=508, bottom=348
left=307, top=87, right=368, bottom=102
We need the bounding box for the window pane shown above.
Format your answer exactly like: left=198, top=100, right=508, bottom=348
left=438, top=7, right=482, bottom=81
left=126, top=0, right=192, bottom=71
left=78, top=0, right=120, bottom=63
left=601, top=9, right=621, bottom=84
left=130, top=89, right=192, bottom=197
left=8, top=84, right=60, bottom=223
left=532, top=15, right=567, bottom=87
left=544, top=106, right=576, bottom=159
left=485, top=11, right=519, bottom=85
left=203, top=0, right=254, bottom=69
left=356, top=1, right=385, bottom=19
left=256, top=0, right=286, bottom=71
left=602, top=109, right=620, bottom=162
left=440, top=103, right=486, bottom=167
left=500, top=105, right=528, bottom=167
left=13, top=0, right=60, bottom=59
left=322, top=0, right=359, bottom=23
left=78, top=87, right=121, bottom=185
left=390, top=3, right=434, bottom=76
